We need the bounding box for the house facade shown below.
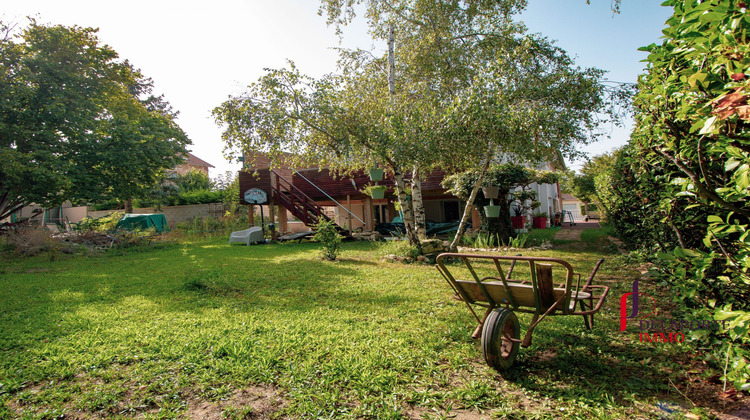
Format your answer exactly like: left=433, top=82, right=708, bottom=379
left=172, top=152, right=215, bottom=176
left=238, top=155, right=563, bottom=235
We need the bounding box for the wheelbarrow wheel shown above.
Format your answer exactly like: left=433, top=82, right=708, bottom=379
left=481, top=308, right=520, bottom=371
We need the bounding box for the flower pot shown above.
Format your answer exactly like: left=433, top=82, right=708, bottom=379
left=484, top=205, right=500, bottom=218
left=370, top=187, right=386, bottom=199
left=482, top=186, right=499, bottom=199
left=368, top=168, right=384, bottom=182
left=533, top=216, right=547, bottom=229
left=511, top=216, right=525, bottom=229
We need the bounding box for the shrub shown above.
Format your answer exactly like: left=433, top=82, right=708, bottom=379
left=312, top=219, right=342, bottom=261
left=174, top=213, right=250, bottom=237
left=461, top=232, right=501, bottom=249
left=75, top=212, right=123, bottom=233
left=605, top=1, right=750, bottom=391
left=1, top=227, right=59, bottom=256
left=379, top=239, right=421, bottom=262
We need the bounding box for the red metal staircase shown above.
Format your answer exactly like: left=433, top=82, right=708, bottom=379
left=271, top=171, right=351, bottom=238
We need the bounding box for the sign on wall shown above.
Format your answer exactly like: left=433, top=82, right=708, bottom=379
left=243, top=188, right=268, bottom=204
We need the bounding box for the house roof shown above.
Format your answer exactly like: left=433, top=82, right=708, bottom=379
left=561, top=193, right=579, bottom=201
left=184, top=152, right=214, bottom=168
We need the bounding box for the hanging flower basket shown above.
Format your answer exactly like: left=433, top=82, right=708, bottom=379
left=367, top=185, right=386, bottom=199
left=368, top=168, right=384, bottom=182
left=482, top=186, right=499, bottom=199
left=484, top=199, right=500, bottom=218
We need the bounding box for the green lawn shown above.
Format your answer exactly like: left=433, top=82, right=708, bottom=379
left=0, top=236, right=732, bottom=418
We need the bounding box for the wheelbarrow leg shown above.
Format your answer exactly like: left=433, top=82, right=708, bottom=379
left=578, top=299, right=594, bottom=330
left=579, top=259, right=604, bottom=330
left=472, top=306, right=494, bottom=339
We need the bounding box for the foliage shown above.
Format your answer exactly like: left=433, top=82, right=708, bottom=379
left=214, top=171, right=242, bottom=213
left=600, top=0, right=750, bottom=391
left=0, top=227, right=63, bottom=256
left=378, top=239, right=422, bottom=262
left=173, top=213, right=250, bottom=237
left=174, top=169, right=213, bottom=192
left=508, top=232, right=530, bottom=248
left=215, top=0, right=615, bottom=252
left=443, top=163, right=556, bottom=241
left=312, top=219, right=342, bottom=260
left=0, top=20, right=190, bottom=221
left=460, top=231, right=531, bottom=249
left=75, top=212, right=122, bottom=233
left=361, top=184, right=388, bottom=198
left=172, top=189, right=223, bottom=206
left=461, top=232, right=502, bottom=249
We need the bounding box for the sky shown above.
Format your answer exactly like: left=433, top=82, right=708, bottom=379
left=3, top=0, right=674, bottom=176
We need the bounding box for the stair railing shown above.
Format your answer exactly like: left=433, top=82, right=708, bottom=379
left=272, top=171, right=326, bottom=226
left=293, top=170, right=365, bottom=226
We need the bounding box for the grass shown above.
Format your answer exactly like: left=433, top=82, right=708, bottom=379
left=527, top=226, right=561, bottom=244
left=0, top=234, right=741, bottom=418
left=580, top=225, right=615, bottom=244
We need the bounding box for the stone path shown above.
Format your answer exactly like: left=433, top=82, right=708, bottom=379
left=553, top=220, right=601, bottom=241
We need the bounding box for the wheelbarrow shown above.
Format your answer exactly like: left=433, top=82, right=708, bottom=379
left=435, top=253, right=610, bottom=370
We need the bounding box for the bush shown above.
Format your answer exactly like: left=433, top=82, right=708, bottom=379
left=312, top=219, right=342, bottom=261
left=379, top=239, right=422, bottom=262
left=0, top=227, right=64, bottom=256
left=75, top=212, right=123, bottom=233
left=175, top=189, right=223, bottom=205
left=604, top=1, right=750, bottom=391
left=174, top=213, right=250, bottom=237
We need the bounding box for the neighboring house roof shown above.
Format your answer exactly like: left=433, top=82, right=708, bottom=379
left=561, top=193, right=580, bottom=201
left=184, top=152, right=214, bottom=169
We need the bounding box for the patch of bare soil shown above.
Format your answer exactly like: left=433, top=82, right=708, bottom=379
left=405, top=405, right=489, bottom=420
left=184, top=385, right=286, bottom=419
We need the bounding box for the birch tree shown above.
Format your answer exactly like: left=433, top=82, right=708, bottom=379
left=215, top=0, right=613, bottom=251
left=319, top=0, right=611, bottom=250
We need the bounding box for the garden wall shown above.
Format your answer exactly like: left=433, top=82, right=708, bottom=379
left=88, top=203, right=220, bottom=227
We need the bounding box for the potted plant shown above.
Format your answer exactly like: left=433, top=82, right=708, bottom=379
left=532, top=212, right=548, bottom=229
left=368, top=167, right=384, bottom=182
left=511, top=205, right=525, bottom=229
left=484, top=199, right=500, bottom=218
left=363, top=184, right=387, bottom=199
left=482, top=183, right=499, bottom=200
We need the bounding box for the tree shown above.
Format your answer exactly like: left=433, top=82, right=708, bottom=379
left=561, top=153, right=616, bottom=216
left=215, top=1, right=612, bottom=251
left=443, top=163, right=556, bottom=241
left=175, top=169, right=213, bottom=193
left=0, top=20, right=189, bottom=221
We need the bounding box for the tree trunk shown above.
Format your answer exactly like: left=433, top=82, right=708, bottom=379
left=388, top=24, right=396, bottom=96
left=125, top=198, right=133, bottom=214
left=411, top=166, right=427, bottom=239
left=449, top=155, right=492, bottom=251
left=393, top=167, right=421, bottom=252
left=481, top=197, right=514, bottom=243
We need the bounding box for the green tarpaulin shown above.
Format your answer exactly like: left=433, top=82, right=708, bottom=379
left=115, top=214, right=169, bottom=232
